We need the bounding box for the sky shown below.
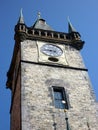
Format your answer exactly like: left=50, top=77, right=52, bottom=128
left=0, top=0, right=98, bottom=130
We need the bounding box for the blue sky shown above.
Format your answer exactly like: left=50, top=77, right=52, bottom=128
left=0, top=0, right=98, bottom=130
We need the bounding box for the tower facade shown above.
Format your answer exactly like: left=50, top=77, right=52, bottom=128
left=6, top=12, right=98, bottom=130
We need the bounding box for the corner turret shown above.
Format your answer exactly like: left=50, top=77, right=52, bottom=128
left=68, top=18, right=84, bottom=50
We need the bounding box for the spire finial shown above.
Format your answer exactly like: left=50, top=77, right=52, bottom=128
left=18, top=8, right=25, bottom=24
left=38, top=12, right=41, bottom=19
left=67, top=16, right=76, bottom=33
left=67, top=16, right=70, bottom=23
left=20, top=8, right=23, bottom=18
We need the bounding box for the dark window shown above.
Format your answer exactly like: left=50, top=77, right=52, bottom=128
left=41, top=31, right=45, bottom=36
left=34, top=30, right=39, bottom=35
left=47, top=32, right=52, bottom=37
left=48, top=57, right=59, bottom=62
left=53, top=87, right=69, bottom=109
left=28, top=29, right=32, bottom=34
left=54, top=33, right=58, bottom=38
left=60, top=34, right=64, bottom=39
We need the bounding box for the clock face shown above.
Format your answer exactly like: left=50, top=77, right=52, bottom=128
left=40, top=44, right=63, bottom=57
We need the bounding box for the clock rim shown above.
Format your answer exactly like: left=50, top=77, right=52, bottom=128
left=40, top=44, right=63, bottom=57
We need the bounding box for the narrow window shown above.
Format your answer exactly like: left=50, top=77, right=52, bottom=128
left=53, top=87, right=69, bottom=109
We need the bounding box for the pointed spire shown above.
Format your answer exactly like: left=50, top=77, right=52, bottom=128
left=18, top=8, right=25, bottom=24
left=37, top=12, right=41, bottom=19
left=68, top=17, right=76, bottom=33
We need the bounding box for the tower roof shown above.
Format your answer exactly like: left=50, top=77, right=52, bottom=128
left=17, top=9, right=25, bottom=24
left=68, top=18, right=76, bottom=33
left=32, top=12, right=53, bottom=31
left=33, top=19, right=53, bottom=31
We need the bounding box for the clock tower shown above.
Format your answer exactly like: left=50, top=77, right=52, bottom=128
left=6, top=11, right=98, bottom=130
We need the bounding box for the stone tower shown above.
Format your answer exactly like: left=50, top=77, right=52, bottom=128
left=6, top=11, right=98, bottom=130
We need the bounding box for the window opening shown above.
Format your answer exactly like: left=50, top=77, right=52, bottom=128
left=53, top=87, right=69, bottom=109
left=48, top=57, right=59, bottom=62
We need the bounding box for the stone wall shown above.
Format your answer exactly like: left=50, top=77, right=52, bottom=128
left=21, top=40, right=98, bottom=130
left=21, top=63, right=98, bottom=130
left=96, top=102, right=98, bottom=119
left=21, top=40, right=85, bottom=68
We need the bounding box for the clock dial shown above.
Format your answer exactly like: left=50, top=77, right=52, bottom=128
left=41, top=44, right=63, bottom=57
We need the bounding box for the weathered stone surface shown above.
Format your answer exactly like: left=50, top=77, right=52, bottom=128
left=21, top=40, right=98, bottom=130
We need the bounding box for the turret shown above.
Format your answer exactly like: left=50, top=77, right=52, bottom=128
left=68, top=18, right=84, bottom=50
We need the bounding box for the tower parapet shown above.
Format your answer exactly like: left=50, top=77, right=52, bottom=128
left=15, top=13, right=84, bottom=50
